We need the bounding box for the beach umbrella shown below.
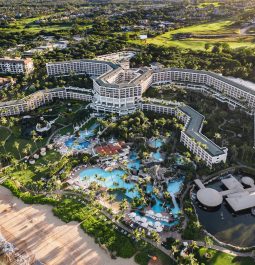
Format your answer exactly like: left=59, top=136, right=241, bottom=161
left=141, top=222, right=148, bottom=228
left=129, top=212, right=136, bottom=218
left=147, top=221, right=153, bottom=227
left=154, top=221, right=161, bottom=227
left=156, top=226, right=163, bottom=232
left=141, top=217, right=147, bottom=223
left=135, top=216, right=142, bottom=222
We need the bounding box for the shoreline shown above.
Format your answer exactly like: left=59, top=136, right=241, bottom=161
left=0, top=186, right=137, bottom=265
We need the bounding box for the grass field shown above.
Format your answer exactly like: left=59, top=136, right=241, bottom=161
left=130, top=20, right=255, bottom=50
left=0, top=15, right=91, bottom=33
left=198, top=248, right=254, bottom=265
left=197, top=2, right=222, bottom=8
left=0, top=127, right=10, bottom=142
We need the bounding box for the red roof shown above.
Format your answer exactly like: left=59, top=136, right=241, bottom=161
left=94, top=142, right=125, bottom=156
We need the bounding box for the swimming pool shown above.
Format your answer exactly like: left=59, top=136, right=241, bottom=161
left=65, top=123, right=98, bottom=150
left=148, top=138, right=164, bottom=148
left=78, top=159, right=184, bottom=226
left=152, top=151, right=164, bottom=162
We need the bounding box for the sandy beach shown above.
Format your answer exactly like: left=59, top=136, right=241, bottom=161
left=0, top=186, right=137, bottom=265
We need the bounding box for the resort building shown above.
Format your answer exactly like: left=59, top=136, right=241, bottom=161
left=47, top=59, right=255, bottom=114
left=95, top=51, right=136, bottom=69
left=195, top=175, right=255, bottom=212
left=0, top=58, right=34, bottom=75
left=141, top=98, right=227, bottom=167
left=46, top=60, right=116, bottom=77
left=2, top=56, right=255, bottom=166
left=152, top=68, right=255, bottom=112
left=0, top=87, right=92, bottom=116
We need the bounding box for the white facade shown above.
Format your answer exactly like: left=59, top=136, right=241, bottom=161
left=46, top=60, right=114, bottom=77
left=0, top=87, right=92, bottom=116
left=42, top=58, right=255, bottom=166
left=2, top=57, right=253, bottom=166
left=141, top=100, right=228, bottom=167
left=0, top=58, right=34, bottom=75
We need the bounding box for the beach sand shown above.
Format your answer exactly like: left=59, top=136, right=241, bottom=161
left=0, top=186, right=137, bottom=265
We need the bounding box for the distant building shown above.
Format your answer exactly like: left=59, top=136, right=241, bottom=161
left=0, top=58, right=34, bottom=75
left=139, top=34, right=148, bottom=40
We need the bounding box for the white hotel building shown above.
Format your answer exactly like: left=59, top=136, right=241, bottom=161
left=0, top=58, right=34, bottom=75
left=0, top=87, right=92, bottom=116
left=1, top=57, right=254, bottom=166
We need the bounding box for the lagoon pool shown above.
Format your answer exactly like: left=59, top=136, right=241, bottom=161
left=78, top=162, right=184, bottom=226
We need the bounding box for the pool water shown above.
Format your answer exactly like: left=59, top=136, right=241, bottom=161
left=128, top=152, right=140, bottom=170
left=149, top=138, right=164, bottom=148
left=65, top=123, right=98, bottom=150
left=79, top=152, right=184, bottom=227
left=152, top=151, right=163, bottom=161
left=80, top=167, right=140, bottom=198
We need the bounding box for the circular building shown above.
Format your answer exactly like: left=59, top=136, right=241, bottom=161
left=197, top=188, right=223, bottom=207
left=241, top=177, right=254, bottom=187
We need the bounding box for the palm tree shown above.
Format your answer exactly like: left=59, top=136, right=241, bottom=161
left=121, top=173, right=128, bottom=185
left=0, top=117, right=7, bottom=126
left=204, top=236, right=213, bottom=248
left=0, top=140, right=7, bottom=154
left=171, top=245, right=178, bottom=256
left=31, top=130, right=38, bottom=149
left=214, top=133, right=221, bottom=145
left=108, top=194, right=115, bottom=206
left=14, top=141, right=21, bottom=159
left=119, top=199, right=129, bottom=212
left=37, top=135, right=44, bottom=147
left=150, top=230, right=160, bottom=244
left=25, top=143, right=32, bottom=156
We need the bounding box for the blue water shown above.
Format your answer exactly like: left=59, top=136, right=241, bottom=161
left=65, top=139, right=90, bottom=150
left=149, top=138, right=163, bottom=148
left=80, top=167, right=140, bottom=198
left=79, top=161, right=184, bottom=226
left=152, top=151, right=163, bottom=161
left=128, top=152, right=140, bottom=170
left=65, top=123, right=98, bottom=150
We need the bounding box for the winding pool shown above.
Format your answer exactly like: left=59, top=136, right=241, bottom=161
left=78, top=152, right=184, bottom=227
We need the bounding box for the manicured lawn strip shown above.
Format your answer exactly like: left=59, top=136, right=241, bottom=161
left=197, top=248, right=254, bottom=265
left=129, top=20, right=255, bottom=50
left=0, top=14, right=92, bottom=33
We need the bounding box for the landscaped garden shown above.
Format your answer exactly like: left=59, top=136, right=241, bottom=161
left=0, top=90, right=254, bottom=265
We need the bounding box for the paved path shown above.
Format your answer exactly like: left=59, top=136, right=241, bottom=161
left=218, top=118, right=236, bottom=140
left=62, top=190, right=255, bottom=261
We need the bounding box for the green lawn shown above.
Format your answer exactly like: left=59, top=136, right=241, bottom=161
left=0, top=127, right=10, bottom=142
left=197, top=2, right=222, bottom=8
left=198, top=248, right=254, bottom=265
left=0, top=15, right=92, bottom=33
left=6, top=150, right=62, bottom=184
left=164, top=21, right=238, bottom=35
left=0, top=100, right=89, bottom=158
left=129, top=20, right=255, bottom=50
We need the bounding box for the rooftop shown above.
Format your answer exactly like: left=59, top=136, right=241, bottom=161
left=197, top=188, right=223, bottom=207
left=179, top=105, right=226, bottom=156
